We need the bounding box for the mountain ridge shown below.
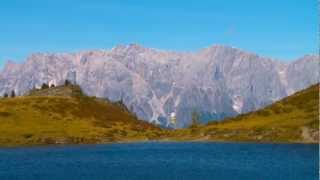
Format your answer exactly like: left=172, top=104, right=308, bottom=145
left=0, top=44, right=318, bottom=127
left=2, top=44, right=315, bottom=67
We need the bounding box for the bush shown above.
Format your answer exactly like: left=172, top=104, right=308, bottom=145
left=283, top=106, right=293, bottom=113
left=41, top=83, right=49, bottom=89
left=257, top=109, right=271, bottom=116
left=270, top=104, right=283, bottom=114
left=273, top=108, right=282, bottom=114
left=22, top=133, right=33, bottom=139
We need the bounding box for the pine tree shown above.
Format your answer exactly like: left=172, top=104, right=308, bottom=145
left=65, top=80, right=71, bottom=86
left=10, top=90, right=15, bottom=98
left=3, top=93, right=8, bottom=98
left=191, top=110, right=200, bottom=128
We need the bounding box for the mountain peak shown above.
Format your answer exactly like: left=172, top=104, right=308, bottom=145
left=200, top=44, right=248, bottom=55
left=112, top=43, right=148, bottom=53
left=2, top=60, right=21, bottom=71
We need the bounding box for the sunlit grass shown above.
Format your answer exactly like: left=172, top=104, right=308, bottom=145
left=0, top=92, right=163, bottom=146
left=0, top=84, right=318, bottom=146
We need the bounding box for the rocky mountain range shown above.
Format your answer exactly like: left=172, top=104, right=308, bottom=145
left=0, top=44, right=318, bottom=127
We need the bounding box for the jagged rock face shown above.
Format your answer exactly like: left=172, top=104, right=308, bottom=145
left=285, top=55, right=319, bottom=94
left=0, top=44, right=318, bottom=127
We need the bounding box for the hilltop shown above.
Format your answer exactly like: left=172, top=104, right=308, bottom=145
left=26, top=84, right=84, bottom=97
left=170, top=84, right=319, bottom=143
left=0, top=84, right=165, bottom=146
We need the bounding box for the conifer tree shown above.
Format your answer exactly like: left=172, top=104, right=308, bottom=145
left=10, top=90, right=15, bottom=98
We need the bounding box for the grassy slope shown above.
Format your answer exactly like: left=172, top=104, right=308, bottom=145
left=0, top=84, right=318, bottom=146
left=0, top=86, right=165, bottom=146
left=171, top=84, right=319, bottom=143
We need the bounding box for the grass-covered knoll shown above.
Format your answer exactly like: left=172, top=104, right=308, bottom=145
left=0, top=85, right=165, bottom=146
left=173, top=84, right=318, bottom=143
left=26, top=84, right=84, bottom=97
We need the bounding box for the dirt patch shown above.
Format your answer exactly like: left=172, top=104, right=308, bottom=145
left=301, top=127, right=318, bottom=143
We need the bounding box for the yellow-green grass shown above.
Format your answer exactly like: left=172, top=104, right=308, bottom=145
left=0, top=84, right=318, bottom=146
left=185, top=84, right=319, bottom=143
left=0, top=95, right=165, bottom=146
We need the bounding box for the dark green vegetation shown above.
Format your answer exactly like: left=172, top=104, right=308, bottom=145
left=0, top=84, right=318, bottom=146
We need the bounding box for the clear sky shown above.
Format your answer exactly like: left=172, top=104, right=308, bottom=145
left=0, top=0, right=317, bottom=69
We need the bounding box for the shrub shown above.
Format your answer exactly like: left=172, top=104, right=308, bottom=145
left=22, top=133, right=33, bottom=139
left=270, top=104, right=283, bottom=114
left=283, top=106, right=293, bottom=113
left=41, top=83, right=49, bottom=89
left=273, top=108, right=282, bottom=114
left=257, top=109, right=271, bottom=116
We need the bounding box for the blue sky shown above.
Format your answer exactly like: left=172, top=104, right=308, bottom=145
left=0, top=0, right=317, bottom=69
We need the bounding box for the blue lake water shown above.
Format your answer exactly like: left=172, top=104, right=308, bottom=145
left=0, top=142, right=318, bottom=180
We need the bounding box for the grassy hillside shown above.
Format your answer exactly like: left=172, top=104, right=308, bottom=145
left=0, top=85, right=165, bottom=146
left=0, top=84, right=318, bottom=146
left=171, top=84, right=319, bottom=143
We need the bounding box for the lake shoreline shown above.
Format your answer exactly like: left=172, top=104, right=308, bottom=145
left=1, top=139, right=318, bottom=149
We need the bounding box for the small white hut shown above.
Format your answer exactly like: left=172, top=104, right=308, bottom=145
left=48, top=79, right=57, bottom=87
left=170, top=112, right=177, bottom=126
